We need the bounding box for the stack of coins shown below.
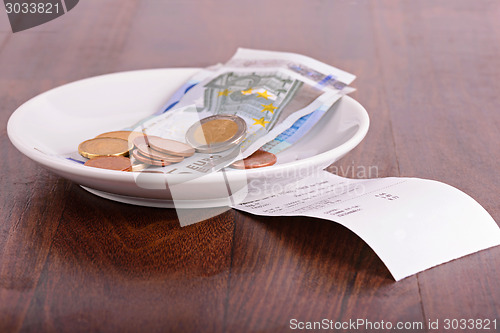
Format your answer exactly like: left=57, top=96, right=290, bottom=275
left=78, top=130, right=194, bottom=171
left=78, top=113, right=279, bottom=172
left=131, top=138, right=194, bottom=166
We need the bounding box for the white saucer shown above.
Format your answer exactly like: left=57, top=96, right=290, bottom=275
left=8, top=68, right=369, bottom=208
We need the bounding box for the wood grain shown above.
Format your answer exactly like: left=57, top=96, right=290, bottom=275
left=0, top=0, right=499, bottom=332
left=371, top=2, right=500, bottom=331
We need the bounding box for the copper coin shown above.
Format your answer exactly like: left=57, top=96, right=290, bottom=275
left=78, top=137, right=132, bottom=159
left=230, top=150, right=277, bottom=169
left=96, top=130, right=145, bottom=142
left=84, top=156, right=132, bottom=171
left=132, top=134, right=160, bottom=147
left=146, top=136, right=195, bottom=157
left=132, top=135, right=192, bottom=157
left=135, top=143, right=184, bottom=163
left=131, top=149, right=172, bottom=167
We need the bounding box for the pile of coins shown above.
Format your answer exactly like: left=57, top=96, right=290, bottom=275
left=78, top=133, right=135, bottom=171
left=78, top=130, right=195, bottom=171
left=131, top=135, right=194, bottom=166
left=78, top=114, right=277, bottom=172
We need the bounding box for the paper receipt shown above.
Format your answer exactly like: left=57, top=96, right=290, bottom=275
left=232, top=171, right=500, bottom=281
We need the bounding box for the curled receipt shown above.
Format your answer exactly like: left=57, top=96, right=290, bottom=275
left=232, top=171, right=500, bottom=281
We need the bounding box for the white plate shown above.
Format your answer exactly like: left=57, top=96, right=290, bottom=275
left=7, top=68, right=369, bottom=208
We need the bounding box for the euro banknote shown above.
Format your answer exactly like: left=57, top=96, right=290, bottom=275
left=60, top=49, right=355, bottom=177
left=61, top=49, right=356, bottom=175
left=129, top=49, right=356, bottom=174
left=158, top=49, right=355, bottom=157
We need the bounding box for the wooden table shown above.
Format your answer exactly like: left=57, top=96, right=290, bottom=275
left=1, top=1, right=499, bottom=332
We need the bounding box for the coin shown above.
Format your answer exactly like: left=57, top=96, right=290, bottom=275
left=186, top=114, right=247, bottom=153
left=131, top=149, right=172, bottom=167
left=78, top=137, right=132, bottom=159
left=132, top=134, right=160, bottom=147
left=194, top=119, right=239, bottom=145
left=95, top=130, right=145, bottom=142
left=132, top=135, right=194, bottom=157
left=96, top=131, right=144, bottom=141
left=84, top=156, right=132, bottom=171
left=135, top=143, right=184, bottom=163
left=230, top=149, right=277, bottom=169
left=145, top=136, right=195, bottom=157
left=131, top=161, right=148, bottom=172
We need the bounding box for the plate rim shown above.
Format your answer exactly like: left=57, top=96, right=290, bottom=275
left=7, top=68, right=370, bottom=185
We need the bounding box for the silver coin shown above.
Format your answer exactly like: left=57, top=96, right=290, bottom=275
left=185, top=114, right=247, bottom=153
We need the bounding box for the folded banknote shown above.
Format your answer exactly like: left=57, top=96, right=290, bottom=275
left=133, top=48, right=356, bottom=174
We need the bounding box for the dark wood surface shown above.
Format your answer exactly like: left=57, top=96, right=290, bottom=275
left=1, top=1, right=499, bottom=332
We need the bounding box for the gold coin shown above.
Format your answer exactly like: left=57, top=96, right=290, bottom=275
left=78, top=137, right=132, bottom=159
left=96, top=130, right=145, bottom=142
left=84, top=156, right=132, bottom=171
left=230, top=149, right=277, bottom=169
left=194, top=119, right=239, bottom=145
